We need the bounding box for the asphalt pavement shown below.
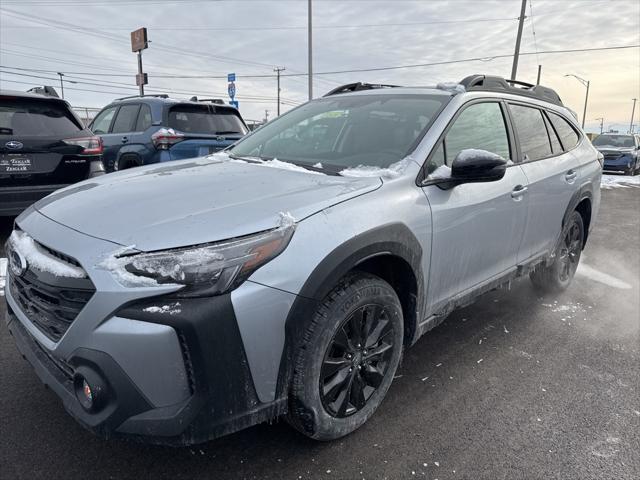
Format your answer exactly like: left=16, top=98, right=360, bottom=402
left=1, top=185, right=639, bottom=480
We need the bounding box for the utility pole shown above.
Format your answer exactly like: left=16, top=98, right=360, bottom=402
left=57, top=72, right=65, bottom=99
left=137, top=51, right=145, bottom=96
left=264, top=109, right=270, bottom=123
left=630, top=98, right=637, bottom=134
left=274, top=66, right=285, bottom=116
left=595, top=117, right=604, bottom=134
left=510, top=0, right=527, bottom=80
left=536, top=65, right=542, bottom=85
left=308, top=0, right=313, bottom=100
left=565, top=74, right=590, bottom=129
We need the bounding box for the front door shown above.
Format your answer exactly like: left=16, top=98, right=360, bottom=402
left=421, top=101, right=529, bottom=312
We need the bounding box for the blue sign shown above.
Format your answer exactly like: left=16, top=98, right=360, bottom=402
left=228, top=82, right=236, bottom=99
left=227, top=73, right=236, bottom=82
left=229, top=100, right=239, bottom=109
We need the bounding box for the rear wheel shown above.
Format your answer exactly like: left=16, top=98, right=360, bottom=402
left=286, top=272, right=403, bottom=440
left=530, top=211, right=584, bottom=293
left=116, top=154, right=142, bottom=171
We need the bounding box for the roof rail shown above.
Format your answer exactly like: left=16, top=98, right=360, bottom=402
left=459, top=74, right=563, bottom=107
left=323, top=82, right=400, bottom=97
left=26, top=86, right=60, bottom=98
left=189, top=96, right=226, bottom=105
left=115, top=94, right=170, bottom=101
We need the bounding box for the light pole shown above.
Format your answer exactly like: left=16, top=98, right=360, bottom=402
left=57, top=72, right=65, bottom=99
left=630, top=98, right=637, bottom=134
left=565, top=74, right=590, bottom=129
left=307, top=0, right=313, bottom=100
left=594, top=117, right=604, bottom=134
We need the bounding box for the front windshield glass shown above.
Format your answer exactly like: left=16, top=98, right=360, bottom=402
left=592, top=135, right=635, bottom=148
left=230, top=94, right=447, bottom=170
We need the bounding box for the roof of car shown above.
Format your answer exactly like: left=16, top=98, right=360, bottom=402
left=111, top=94, right=235, bottom=108
left=0, top=89, right=68, bottom=102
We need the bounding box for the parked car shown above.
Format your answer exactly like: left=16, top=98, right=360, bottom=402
left=89, top=94, right=248, bottom=171
left=4, top=75, right=601, bottom=445
left=0, top=88, right=104, bottom=216
left=591, top=133, right=640, bottom=175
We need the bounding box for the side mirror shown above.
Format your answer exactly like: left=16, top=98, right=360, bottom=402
left=451, top=149, right=508, bottom=183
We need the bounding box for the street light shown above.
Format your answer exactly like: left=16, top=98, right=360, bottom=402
left=630, top=98, right=637, bottom=134
left=565, top=74, right=590, bottom=129
left=56, top=72, right=77, bottom=100
left=594, top=117, right=604, bottom=134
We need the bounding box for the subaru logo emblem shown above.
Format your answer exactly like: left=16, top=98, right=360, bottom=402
left=9, top=248, right=27, bottom=277
left=216, top=136, right=225, bottom=142
left=5, top=141, right=24, bottom=150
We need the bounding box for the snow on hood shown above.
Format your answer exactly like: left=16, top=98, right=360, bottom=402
left=33, top=156, right=381, bottom=252
left=339, top=157, right=413, bottom=179
left=8, top=230, right=86, bottom=278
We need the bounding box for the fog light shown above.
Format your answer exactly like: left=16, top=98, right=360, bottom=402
left=73, top=368, right=106, bottom=412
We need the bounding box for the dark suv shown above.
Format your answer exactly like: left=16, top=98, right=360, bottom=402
left=0, top=88, right=105, bottom=216
left=89, top=95, right=249, bottom=171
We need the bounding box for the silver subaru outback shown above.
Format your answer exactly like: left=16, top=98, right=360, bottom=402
left=4, top=75, right=601, bottom=445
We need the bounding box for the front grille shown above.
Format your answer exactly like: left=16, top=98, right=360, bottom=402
left=9, top=267, right=95, bottom=342
left=603, top=153, right=621, bottom=161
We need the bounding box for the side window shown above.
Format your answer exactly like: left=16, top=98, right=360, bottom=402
left=543, top=113, right=562, bottom=153
left=509, top=104, right=552, bottom=161
left=548, top=111, right=580, bottom=151
left=90, top=106, right=117, bottom=134
left=135, top=104, right=152, bottom=132
left=111, top=104, right=140, bottom=134
left=427, top=102, right=510, bottom=173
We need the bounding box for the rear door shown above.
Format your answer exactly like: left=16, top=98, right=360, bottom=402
left=422, top=100, right=530, bottom=311
left=510, top=103, right=582, bottom=262
left=90, top=105, right=118, bottom=171
left=0, top=96, right=91, bottom=188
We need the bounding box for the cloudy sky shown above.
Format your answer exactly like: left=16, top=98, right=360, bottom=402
left=1, top=0, right=638, bottom=133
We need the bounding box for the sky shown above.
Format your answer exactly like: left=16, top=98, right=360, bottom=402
left=0, top=0, right=639, bottom=134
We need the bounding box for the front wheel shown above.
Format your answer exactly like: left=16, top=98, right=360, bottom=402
left=530, top=211, right=584, bottom=293
left=286, top=272, right=404, bottom=440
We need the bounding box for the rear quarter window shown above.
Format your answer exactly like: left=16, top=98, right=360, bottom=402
left=0, top=98, right=82, bottom=137
left=548, top=111, right=580, bottom=151
left=509, top=104, right=552, bottom=161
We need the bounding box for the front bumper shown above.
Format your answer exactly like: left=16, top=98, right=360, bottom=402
left=4, top=210, right=292, bottom=445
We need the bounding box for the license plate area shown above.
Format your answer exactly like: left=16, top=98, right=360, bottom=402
left=0, top=154, right=33, bottom=173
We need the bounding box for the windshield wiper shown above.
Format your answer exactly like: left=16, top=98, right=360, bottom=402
left=215, top=130, right=242, bottom=135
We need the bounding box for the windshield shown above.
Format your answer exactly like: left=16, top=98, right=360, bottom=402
left=230, top=94, right=447, bottom=170
left=168, top=105, right=248, bottom=135
left=0, top=98, right=82, bottom=136
left=592, top=135, right=635, bottom=148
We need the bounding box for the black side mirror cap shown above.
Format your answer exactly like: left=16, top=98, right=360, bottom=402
left=450, top=149, right=508, bottom=183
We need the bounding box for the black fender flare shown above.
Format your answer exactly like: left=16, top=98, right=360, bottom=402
left=275, top=222, right=424, bottom=399
left=550, top=182, right=593, bottom=261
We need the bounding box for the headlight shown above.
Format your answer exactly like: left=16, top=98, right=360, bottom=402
left=103, top=217, right=295, bottom=297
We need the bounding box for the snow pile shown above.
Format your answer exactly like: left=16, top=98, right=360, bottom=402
left=8, top=231, right=86, bottom=278
left=436, top=82, right=466, bottom=94
left=258, top=158, right=324, bottom=175
left=96, top=246, right=163, bottom=287
left=278, top=211, right=296, bottom=228
left=428, top=165, right=452, bottom=180
left=600, top=174, right=640, bottom=189
left=313, top=162, right=323, bottom=169
left=143, top=303, right=181, bottom=315
left=0, top=258, right=7, bottom=296
left=339, top=157, right=412, bottom=179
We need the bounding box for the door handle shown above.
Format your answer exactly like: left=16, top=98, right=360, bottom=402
left=511, top=185, right=528, bottom=199
left=565, top=170, right=577, bottom=182
left=121, top=136, right=129, bottom=144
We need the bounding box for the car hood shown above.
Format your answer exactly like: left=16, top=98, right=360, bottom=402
left=34, top=156, right=382, bottom=251
left=596, top=147, right=635, bottom=153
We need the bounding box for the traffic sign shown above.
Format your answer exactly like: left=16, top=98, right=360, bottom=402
left=130, top=27, right=148, bottom=52
left=227, top=73, right=236, bottom=82
left=228, top=82, right=236, bottom=99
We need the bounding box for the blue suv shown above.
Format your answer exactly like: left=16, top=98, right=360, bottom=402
left=592, top=133, right=640, bottom=175
left=89, top=95, right=248, bottom=171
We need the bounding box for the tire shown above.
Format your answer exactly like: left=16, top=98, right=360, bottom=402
left=116, top=154, right=141, bottom=171
left=286, top=272, right=404, bottom=441
left=530, top=210, right=584, bottom=293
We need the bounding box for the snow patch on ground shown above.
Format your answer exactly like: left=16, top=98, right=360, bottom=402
left=600, top=174, right=640, bottom=189
left=339, top=157, right=412, bottom=179
left=436, top=82, right=466, bottom=94
left=143, top=303, right=181, bottom=315
left=8, top=231, right=86, bottom=278
left=0, top=258, right=7, bottom=296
